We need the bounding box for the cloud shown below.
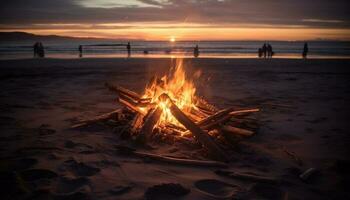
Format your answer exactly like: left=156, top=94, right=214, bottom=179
left=79, top=0, right=162, bottom=8
left=0, top=0, right=349, bottom=29
left=302, top=19, right=344, bottom=23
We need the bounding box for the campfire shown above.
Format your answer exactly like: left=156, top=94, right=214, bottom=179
left=72, top=59, right=259, bottom=161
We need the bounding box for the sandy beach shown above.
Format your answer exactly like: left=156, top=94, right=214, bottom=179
left=0, top=58, right=349, bottom=200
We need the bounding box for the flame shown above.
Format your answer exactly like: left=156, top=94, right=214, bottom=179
left=142, top=59, right=199, bottom=127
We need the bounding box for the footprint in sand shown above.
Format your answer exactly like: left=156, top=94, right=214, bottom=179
left=38, top=124, right=56, bottom=136
left=247, top=183, right=285, bottom=200
left=194, top=179, right=242, bottom=199
left=274, top=134, right=301, bottom=142
left=52, top=176, right=92, bottom=200
left=61, top=159, right=100, bottom=177
left=64, top=140, right=95, bottom=154
left=109, top=185, right=132, bottom=195
left=144, top=183, right=190, bottom=200
left=20, top=169, right=58, bottom=181
left=55, top=176, right=90, bottom=194
left=7, top=158, right=38, bottom=171
left=306, top=117, right=328, bottom=124
left=54, top=190, right=90, bottom=200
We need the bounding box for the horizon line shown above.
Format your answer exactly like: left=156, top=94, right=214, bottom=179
left=1, top=31, right=350, bottom=43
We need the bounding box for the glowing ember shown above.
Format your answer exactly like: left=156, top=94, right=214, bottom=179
left=141, top=59, right=200, bottom=128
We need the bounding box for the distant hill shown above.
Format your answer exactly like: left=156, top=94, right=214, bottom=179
left=0, top=32, right=108, bottom=42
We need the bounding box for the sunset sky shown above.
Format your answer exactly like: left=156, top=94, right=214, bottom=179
left=1, top=0, right=349, bottom=41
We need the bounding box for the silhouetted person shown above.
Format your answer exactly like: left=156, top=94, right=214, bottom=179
left=194, top=45, right=199, bottom=58
left=127, top=42, right=131, bottom=57
left=258, top=48, right=263, bottom=58
left=267, top=43, right=273, bottom=58
left=33, top=42, right=39, bottom=57
left=262, top=43, right=267, bottom=58
left=36, top=42, right=45, bottom=58
left=79, top=45, right=83, bottom=57
left=302, top=42, right=308, bottom=59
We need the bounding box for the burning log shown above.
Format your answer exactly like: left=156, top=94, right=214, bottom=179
left=159, top=93, right=229, bottom=161
left=198, top=107, right=235, bottom=127
left=181, top=108, right=234, bottom=135
left=105, top=82, right=151, bottom=103
left=116, top=145, right=227, bottom=168
left=71, top=109, right=122, bottom=128
left=106, top=83, right=141, bottom=100
left=168, top=106, right=259, bottom=137
left=164, top=123, right=187, bottom=132
left=183, top=108, right=259, bottom=135
left=119, top=93, right=154, bottom=107
left=195, top=97, right=219, bottom=114
left=130, top=113, right=144, bottom=133
left=221, top=125, right=254, bottom=137
left=137, top=107, right=163, bottom=143
left=201, top=114, right=232, bottom=131
left=203, top=108, right=259, bottom=127
left=186, top=111, right=202, bottom=122
left=190, top=108, right=209, bottom=119
left=118, top=97, right=146, bottom=115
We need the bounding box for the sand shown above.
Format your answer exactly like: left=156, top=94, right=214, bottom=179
left=0, top=58, right=349, bottom=200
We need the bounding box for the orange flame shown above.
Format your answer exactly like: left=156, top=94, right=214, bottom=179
left=142, top=59, right=200, bottom=127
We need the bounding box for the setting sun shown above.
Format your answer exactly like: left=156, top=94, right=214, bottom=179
left=170, top=37, right=176, bottom=42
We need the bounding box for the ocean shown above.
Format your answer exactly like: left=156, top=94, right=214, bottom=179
left=0, top=40, right=349, bottom=59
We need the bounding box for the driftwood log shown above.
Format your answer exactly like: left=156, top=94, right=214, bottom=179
left=215, top=170, right=279, bottom=184
left=159, top=93, right=229, bottom=161
left=105, top=83, right=142, bottom=101
left=221, top=125, right=254, bottom=137
left=299, top=168, right=317, bottom=181
left=182, top=107, right=235, bottom=136
left=71, top=109, right=122, bottom=128
left=116, top=145, right=227, bottom=168
left=230, top=109, right=260, bottom=116
left=182, top=108, right=259, bottom=135
left=202, top=108, right=260, bottom=130
left=198, top=107, right=235, bottom=127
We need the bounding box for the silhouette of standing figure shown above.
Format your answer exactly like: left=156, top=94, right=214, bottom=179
left=258, top=48, right=263, bottom=58
left=38, top=42, right=45, bottom=58
left=267, top=43, right=273, bottom=58
left=262, top=43, right=267, bottom=58
left=33, top=42, right=39, bottom=58
left=127, top=42, right=131, bottom=57
left=302, top=42, right=308, bottom=59
left=79, top=45, right=83, bottom=58
left=194, top=45, right=199, bottom=58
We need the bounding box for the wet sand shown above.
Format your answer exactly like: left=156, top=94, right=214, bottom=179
left=0, top=58, right=349, bottom=199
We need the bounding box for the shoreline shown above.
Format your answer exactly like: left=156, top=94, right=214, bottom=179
left=1, top=56, right=350, bottom=62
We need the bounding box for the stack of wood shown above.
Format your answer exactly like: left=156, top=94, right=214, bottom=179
left=72, top=82, right=260, bottom=161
